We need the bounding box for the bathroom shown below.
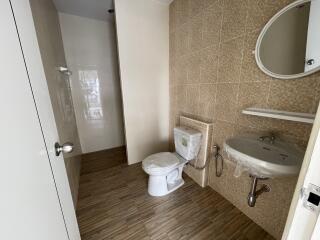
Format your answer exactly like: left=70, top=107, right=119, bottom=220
left=1, top=0, right=320, bottom=239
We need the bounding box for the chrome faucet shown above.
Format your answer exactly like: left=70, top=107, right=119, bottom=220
left=259, top=134, right=276, bottom=144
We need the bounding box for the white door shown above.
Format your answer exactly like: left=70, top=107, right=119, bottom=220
left=0, top=1, right=69, bottom=239
left=305, top=0, right=320, bottom=71
left=311, top=216, right=320, bottom=240
left=1, top=1, right=81, bottom=239
left=282, top=102, right=320, bottom=239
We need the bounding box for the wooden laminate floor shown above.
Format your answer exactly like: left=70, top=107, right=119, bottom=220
left=77, top=149, right=275, bottom=240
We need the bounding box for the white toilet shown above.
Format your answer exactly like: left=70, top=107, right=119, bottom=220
left=142, top=126, right=202, bottom=196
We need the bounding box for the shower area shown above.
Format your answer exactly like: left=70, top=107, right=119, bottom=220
left=58, top=11, right=125, bottom=154
left=29, top=0, right=125, bottom=205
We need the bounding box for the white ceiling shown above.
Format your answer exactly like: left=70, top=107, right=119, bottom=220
left=53, top=0, right=115, bottom=21
left=53, top=0, right=173, bottom=22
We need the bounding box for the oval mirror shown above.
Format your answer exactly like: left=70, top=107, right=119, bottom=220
left=256, top=0, right=320, bottom=79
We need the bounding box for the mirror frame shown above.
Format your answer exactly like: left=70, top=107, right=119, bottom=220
left=255, top=0, right=320, bottom=79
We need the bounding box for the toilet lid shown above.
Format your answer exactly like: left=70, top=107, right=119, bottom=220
left=143, top=152, right=180, bottom=170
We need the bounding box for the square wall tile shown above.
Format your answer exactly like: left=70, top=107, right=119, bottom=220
left=203, top=0, right=220, bottom=9
left=187, top=51, right=202, bottom=84
left=170, top=86, right=178, bottom=110
left=198, top=84, right=216, bottom=121
left=200, top=44, right=219, bottom=83
left=202, top=1, right=223, bottom=48
left=221, top=0, right=248, bottom=42
left=176, top=55, right=188, bottom=85
left=169, top=66, right=176, bottom=86
left=176, top=0, right=190, bottom=27
left=237, top=82, right=269, bottom=109
left=218, top=36, right=245, bottom=83
left=177, top=84, right=188, bottom=112
left=215, top=83, right=239, bottom=123
left=263, top=118, right=312, bottom=147
left=267, top=78, right=317, bottom=113
left=188, top=0, right=204, bottom=19
left=169, top=1, right=177, bottom=33
left=176, top=23, right=189, bottom=57
left=233, top=124, right=266, bottom=137
left=188, top=14, right=203, bottom=52
left=169, top=31, right=177, bottom=69
left=236, top=82, right=269, bottom=128
left=212, top=120, right=235, bottom=148
left=311, top=73, right=320, bottom=113
left=186, top=84, right=200, bottom=115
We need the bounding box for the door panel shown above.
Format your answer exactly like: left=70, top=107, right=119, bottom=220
left=0, top=1, right=68, bottom=239
left=305, top=0, right=320, bottom=71
left=9, top=1, right=81, bottom=239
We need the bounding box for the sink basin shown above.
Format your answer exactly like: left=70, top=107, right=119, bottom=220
left=224, top=135, right=305, bottom=178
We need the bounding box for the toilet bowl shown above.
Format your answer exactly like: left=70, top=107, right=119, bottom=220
left=142, top=127, right=202, bottom=196
left=142, top=152, right=186, bottom=196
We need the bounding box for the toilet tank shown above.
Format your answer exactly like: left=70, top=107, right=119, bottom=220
left=174, top=126, right=202, bottom=161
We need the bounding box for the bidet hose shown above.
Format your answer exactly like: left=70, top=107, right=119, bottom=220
left=214, top=145, right=224, bottom=177
left=186, top=145, right=224, bottom=175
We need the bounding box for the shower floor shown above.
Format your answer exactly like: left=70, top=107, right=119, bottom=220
left=76, top=149, right=275, bottom=240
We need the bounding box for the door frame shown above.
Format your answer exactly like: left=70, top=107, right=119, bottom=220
left=282, top=102, right=320, bottom=239
left=8, top=0, right=81, bottom=239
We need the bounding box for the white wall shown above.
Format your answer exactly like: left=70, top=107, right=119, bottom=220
left=59, top=13, right=125, bottom=153
left=115, top=0, right=170, bottom=164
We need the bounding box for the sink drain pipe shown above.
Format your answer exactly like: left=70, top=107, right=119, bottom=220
left=248, top=175, right=271, bottom=207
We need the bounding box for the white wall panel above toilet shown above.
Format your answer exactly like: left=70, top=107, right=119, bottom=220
left=115, top=0, right=170, bottom=164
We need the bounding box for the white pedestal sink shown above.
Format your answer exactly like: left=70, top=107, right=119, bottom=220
left=224, top=135, right=304, bottom=178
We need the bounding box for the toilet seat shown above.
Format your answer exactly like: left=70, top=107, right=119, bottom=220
left=142, top=152, right=180, bottom=174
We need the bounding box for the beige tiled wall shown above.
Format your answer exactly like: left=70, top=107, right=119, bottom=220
left=169, top=0, right=320, bottom=239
